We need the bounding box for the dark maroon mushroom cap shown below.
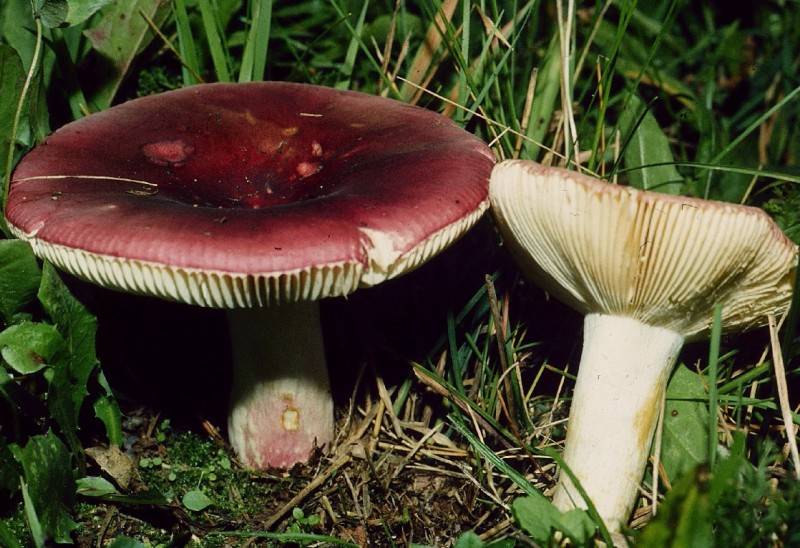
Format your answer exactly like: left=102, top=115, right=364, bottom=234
left=7, top=83, right=494, bottom=306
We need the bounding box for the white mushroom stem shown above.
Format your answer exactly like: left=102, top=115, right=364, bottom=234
left=226, top=302, right=334, bottom=469
left=552, top=313, right=684, bottom=531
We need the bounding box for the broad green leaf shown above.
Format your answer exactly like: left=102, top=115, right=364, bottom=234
left=559, top=509, right=596, bottom=544
left=1, top=2, right=52, bottom=146
left=20, top=478, right=46, bottom=548
left=108, top=537, right=147, bottom=548
left=182, top=489, right=213, bottom=511
left=38, top=261, right=98, bottom=406
left=637, top=466, right=713, bottom=548
left=76, top=475, right=119, bottom=497
left=83, top=0, right=168, bottom=108
left=513, top=491, right=597, bottom=545
left=94, top=395, right=122, bottom=446
left=512, top=495, right=567, bottom=544
left=38, top=262, right=98, bottom=453
left=34, top=0, right=68, bottom=28
left=2, top=1, right=39, bottom=70
left=0, top=240, right=41, bottom=324
left=0, top=321, right=64, bottom=374
left=454, top=531, right=484, bottom=548
left=65, top=0, right=114, bottom=26
left=618, top=94, right=683, bottom=194
left=0, top=44, right=25, bottom=176
left=10, top=432, right=77, bottom=545
left=662, top=365, right=709, bottom=482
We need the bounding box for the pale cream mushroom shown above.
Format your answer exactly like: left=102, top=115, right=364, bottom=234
left=489, top=160, right=797, bottom=530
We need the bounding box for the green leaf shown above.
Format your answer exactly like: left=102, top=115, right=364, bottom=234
left=512, top=494, right=563, bottom=542
left=108, top=537, right=147, bottom=548
left=662, top=365, right=710, bottom=482
left=10, top=432, right=77, bottom=545
left=93, top=395, right=122, bottom=446
left=0, top=321, right=64, bottom=374
left=19, top=478, right=46, bottom=548
left=0, top=44, right=25, bottom=176
left=76, top=475, right=119, bottom=497
left=83, top=0, right=168, bottom=108
left=618, top=94, right=683, bottom=194
left=34, top=0, right=68, bottom=28
left=182, top=489, right=213, bottom=511
left=637, top=466, right=713, bottom=548
left=0, top=240, right=41, bottom=324
left=452, top=531, right=513, bottom=548
left=65, top=0, right=115, bottom=26
left=559, top=509, right=596, bottom=543
left=454, top=531, right=484, bottom=548
left=38, top=263, right=98, bottom=453
left=512, top=494, right=596, bottom=546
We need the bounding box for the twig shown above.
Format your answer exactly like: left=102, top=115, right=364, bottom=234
left=95, top=506, right=118, bottom=548
left=264, top=402, right=380, bottom=529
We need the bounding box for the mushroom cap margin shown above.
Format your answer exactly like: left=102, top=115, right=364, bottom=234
left=489, top=160, right=797, bottom=339
left=7, top=83, right=495, bottom=307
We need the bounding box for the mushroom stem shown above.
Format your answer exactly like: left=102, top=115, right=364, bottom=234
left=552, top=313, right=684, bottom=531
left=226, top=302, right=334, bottom=469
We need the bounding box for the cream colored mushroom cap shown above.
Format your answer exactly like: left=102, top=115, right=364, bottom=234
left=489, top=160, right=798, bottom=339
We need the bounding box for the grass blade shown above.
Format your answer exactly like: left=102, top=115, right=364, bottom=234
left=400, top=0, right=458, bottom=102
left=239, top=0, right=273, bottom=83
left=449, top=414, right=544, bottom=499
left=524, top=35, right=560, bottom=160
left=173, top=0, right=201, bottom=85
left=198, top=0, right=231, bottom=82
left=615, top=161, right=800, bottom=185
left=335, top=0, right=369, bottom=90
left=707, top=304, right=723, bottom=467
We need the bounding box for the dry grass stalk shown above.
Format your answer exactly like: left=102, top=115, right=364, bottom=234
left=767, top=313, right=800, bottom=479
left=399, top=0, right=458, bottom=102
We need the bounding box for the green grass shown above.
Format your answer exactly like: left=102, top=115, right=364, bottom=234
left=2, top=0, right=800, bottom=546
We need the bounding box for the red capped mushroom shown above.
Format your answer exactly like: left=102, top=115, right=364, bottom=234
left=7, top=82, right=495, bottom=469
